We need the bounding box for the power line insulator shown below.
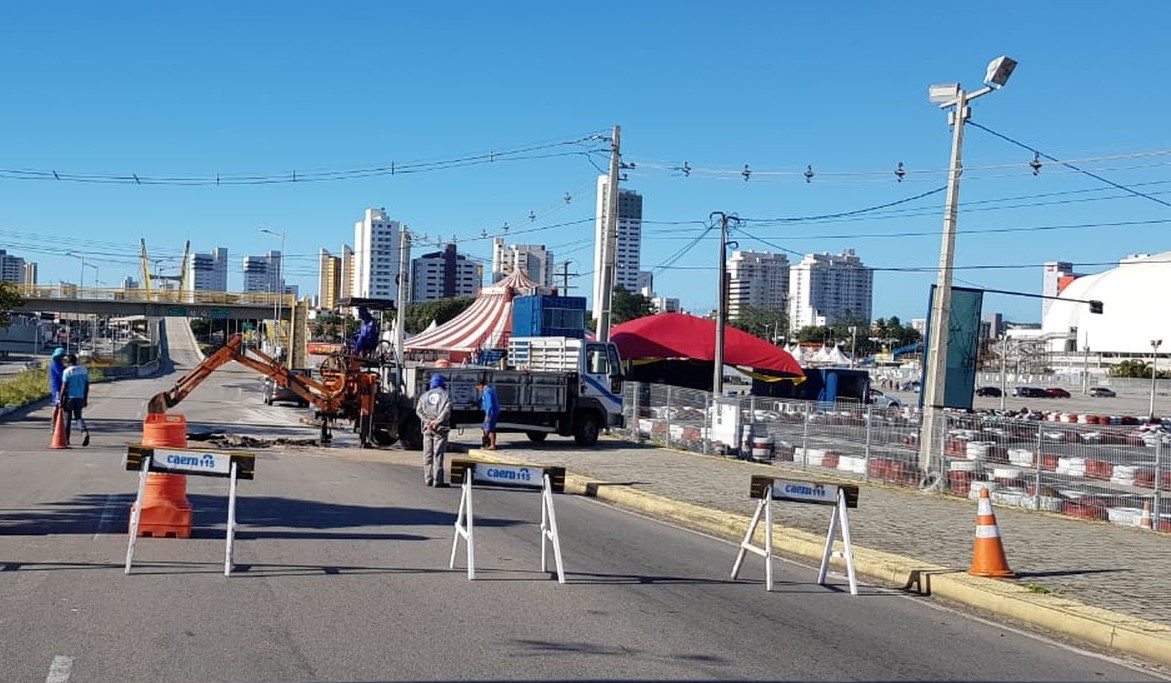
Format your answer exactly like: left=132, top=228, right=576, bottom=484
left=895, top=162, right=906, bottom=182
left=680, top=161, right=691, bottom=177
left=563, top=192, right=572, bottom=204
left=804, top=165, right=815, bottom=183
left=1030, top=152, right=1042, bottom=176
left=742, top=164, right=751, bottom=182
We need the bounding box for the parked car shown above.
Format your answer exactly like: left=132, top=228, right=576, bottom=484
left=1089, top=386, right=1117, bottom=398
left=1012, top=386, right=1048, bottom=398
left=1045, top=387, right=1071, bottom=398
left=262, top=368, right=313, bottom=406
left=975, top=386, right=1002, bottom=397
left=868, top=388, right=901, bottom=409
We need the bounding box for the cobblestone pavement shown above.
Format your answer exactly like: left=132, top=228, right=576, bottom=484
left=480, top=434, right=1171, bottom=627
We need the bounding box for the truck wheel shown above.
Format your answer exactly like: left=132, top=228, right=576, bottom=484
left=525, top=431, right=548, bottom=443
left=573, top=413, right=600, bottom=446
left=371, top=429, right=397, bottom=447
left=399, top=417, right=423, bottom=451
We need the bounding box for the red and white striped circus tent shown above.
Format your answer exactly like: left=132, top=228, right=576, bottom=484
left=404, top=269, right=543, bottom=360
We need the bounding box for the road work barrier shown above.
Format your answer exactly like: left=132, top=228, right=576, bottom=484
left=732, top=476, right=860, bottom=595
left=448, top=459, right=567, bottom=583
left=124, top=444, right=255, bottom=576
left=130, top=413, right=193, bottom=538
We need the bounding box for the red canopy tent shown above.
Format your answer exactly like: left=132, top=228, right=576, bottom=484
left=611, top=313, right=803, bottom=377
left=404, top=269, right=541, bottom=360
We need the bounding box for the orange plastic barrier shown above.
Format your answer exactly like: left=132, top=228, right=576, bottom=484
left=129, top=413, right=193, bottom=538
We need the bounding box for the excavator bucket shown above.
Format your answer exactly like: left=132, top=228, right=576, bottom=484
left=147, top=392, right=175, bottom=414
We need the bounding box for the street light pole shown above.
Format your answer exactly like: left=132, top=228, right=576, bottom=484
left=918, top=56, right=1018, bottom=476
left=1151, top=339, right=1163, bottom=421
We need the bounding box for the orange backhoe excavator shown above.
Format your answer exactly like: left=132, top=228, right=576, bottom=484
left=147, top=334, right=422, bottom=449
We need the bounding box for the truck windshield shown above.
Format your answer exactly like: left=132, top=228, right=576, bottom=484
left=586, top=345, right=608, bottom=374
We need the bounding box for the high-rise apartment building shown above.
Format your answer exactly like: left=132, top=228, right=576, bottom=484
left=353, top=208, right=402, bottom=302
left=0, top=249, right=26, bottom=284
left=788, top=249, right=873, bottom=330
left=491, top=237, right=553, bottom=286
left=727, top=250, right=789, bottom=321
left=187, top=247, right=229, bottom=291
left=412, top=244, right=481, bottom=301
left=592, top=177, right=643, bottom=319
left=318, top=248, right=343, bottom=310
left=242, top=250, right=282, bottom=293
left=340, top=244, right=354, bottom=300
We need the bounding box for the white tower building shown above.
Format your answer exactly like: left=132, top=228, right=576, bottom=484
left=352, top=208, right=402, bottom=303
left=187, top=247, right=229, bottom=292
left=788, top=249, right=873, bottom=330
left=491, top=237, right=553, bottom=286
left=592, top=176, right=643, bottom=320
left=727, top=250, right=790, bottom=321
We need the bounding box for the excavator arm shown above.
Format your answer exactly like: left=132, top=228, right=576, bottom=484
left=147, top=334, right=349, bottom=414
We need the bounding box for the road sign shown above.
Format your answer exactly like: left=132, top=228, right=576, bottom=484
left=166, top=306, right=188, bottom=317
left=210, top=308, right=230, bottom=319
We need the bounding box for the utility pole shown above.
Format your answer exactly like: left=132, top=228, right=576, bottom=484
left=394, top=225, right=411, bottom=390
left=558, top=260, right=579, bottom=294
left=596, top=125, right=621, bottom=343
left=711, top=211, right=738, bottom=396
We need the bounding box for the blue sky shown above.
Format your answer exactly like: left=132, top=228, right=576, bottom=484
left=2, top=2, right=1168, bottom=324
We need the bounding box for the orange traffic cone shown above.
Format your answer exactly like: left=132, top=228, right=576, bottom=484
left=129, top=413, right=193, bottom=538
left=1141, top=501, right=1153, bottom=530
left=970, top=487, right=1014, bottom=578
left=49, top=404, right=70, bottom=449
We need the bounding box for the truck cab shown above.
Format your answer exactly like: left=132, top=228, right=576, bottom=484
left=405, top=337, right=625, bottom=447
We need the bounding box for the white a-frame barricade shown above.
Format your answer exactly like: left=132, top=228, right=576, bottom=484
left=124, top=445, right=255, bottom=577
left=448, top=459, right=567, bottom=583
left=731, top=475, right=860, bottom=595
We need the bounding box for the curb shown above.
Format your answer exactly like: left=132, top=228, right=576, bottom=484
left=467, top=448, right=1171, bottom=668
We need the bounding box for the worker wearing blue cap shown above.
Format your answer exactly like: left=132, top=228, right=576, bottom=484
left=415, top=373, right=452, bottom=487
left=48, top=347, right=67, bottom=408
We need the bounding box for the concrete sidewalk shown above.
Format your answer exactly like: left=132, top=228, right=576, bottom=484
left=464, top=435, right=1171, bottom=667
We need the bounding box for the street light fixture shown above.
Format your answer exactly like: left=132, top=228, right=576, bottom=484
left=919, top=56, right=1018, bottom=475
left=259, top=228, right=287, bottom=354
left=1150, top=339, right=1163, bottom=421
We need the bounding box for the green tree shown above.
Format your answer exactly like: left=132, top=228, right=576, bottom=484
left=0, top=282, right=23, bottom=330
left=611, top=287, right=655, bottom=326
left=404, top=297, right=475, bottom=334
left=1110, top=359, right=1170, bottom=379
left=727, top=306, right=788, bottom=343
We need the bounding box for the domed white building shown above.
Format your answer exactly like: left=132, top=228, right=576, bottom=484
left=1042, top=251, right=1171, bottom=355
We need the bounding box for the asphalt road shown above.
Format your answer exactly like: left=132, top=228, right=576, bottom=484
left=1, top=357, right=1166, bottom=681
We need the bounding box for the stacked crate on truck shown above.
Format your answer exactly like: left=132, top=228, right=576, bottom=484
left=511, top=295, right=587, bottom=339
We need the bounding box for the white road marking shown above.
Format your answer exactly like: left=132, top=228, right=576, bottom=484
left=92, top=492, right=121, bottom=539
left=45, top=655, right=73, bottom=683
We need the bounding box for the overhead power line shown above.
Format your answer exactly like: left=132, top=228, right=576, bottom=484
left=967, top=121, right=1171, bottom=210
left=0, top=130, right=610, bottom=186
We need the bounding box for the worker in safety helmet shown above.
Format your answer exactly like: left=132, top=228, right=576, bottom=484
left=352, top=306, right=378, bottom=357
left=415, top=373, right=452, bottom=487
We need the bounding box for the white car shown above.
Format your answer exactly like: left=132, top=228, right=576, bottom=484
left=869, top=388, right=901, bottom=409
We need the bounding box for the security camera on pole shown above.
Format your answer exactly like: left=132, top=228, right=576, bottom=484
left=918, top=56, right=1017, bottom=476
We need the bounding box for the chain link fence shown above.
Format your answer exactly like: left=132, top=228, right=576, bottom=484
left=620, top=382, right=1169, bottom=533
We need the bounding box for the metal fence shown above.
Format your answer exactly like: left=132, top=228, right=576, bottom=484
left=620, top=382, right=1169, bottom=533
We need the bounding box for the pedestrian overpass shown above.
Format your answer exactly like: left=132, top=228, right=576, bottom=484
left=10, top=284, right=292, bottom=321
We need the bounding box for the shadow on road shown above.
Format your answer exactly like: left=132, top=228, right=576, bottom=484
left=0, top=492, right=523, bottom=538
